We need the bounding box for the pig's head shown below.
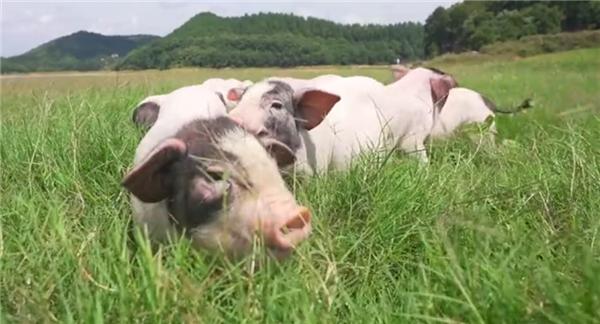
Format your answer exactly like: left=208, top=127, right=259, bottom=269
left=123, top=117, right=311, bottom=259
left=424, top=67, right=459, bottom=110
left=227, top=80, right=340, bottom=166
left=213, top=79, right=254, bottom=111
left=391, top=67, right=458, bottom=111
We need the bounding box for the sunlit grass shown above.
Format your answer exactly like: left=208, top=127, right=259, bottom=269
left=1, top=48, right=599, bottom=322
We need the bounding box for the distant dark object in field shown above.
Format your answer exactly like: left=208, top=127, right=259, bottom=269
left=124, top=85, right=310, bottom=260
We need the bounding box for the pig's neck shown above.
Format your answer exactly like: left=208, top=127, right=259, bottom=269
left=384, top=75, right=433, bottom=109
left=294, top=125, right=337, bottom=175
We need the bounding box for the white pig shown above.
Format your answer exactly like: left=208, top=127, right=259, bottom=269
left=123, top=85, right=311, bottom=259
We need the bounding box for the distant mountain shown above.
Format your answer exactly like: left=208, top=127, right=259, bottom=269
left=118, top=12, right=424, bottom=69
left=1, top=31, right=159, bottom=73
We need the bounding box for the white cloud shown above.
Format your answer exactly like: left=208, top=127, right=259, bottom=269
left=38, top=14, right=54, bottom=24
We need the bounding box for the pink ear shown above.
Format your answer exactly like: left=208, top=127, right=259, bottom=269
left=295, top=89, right=340, bottom=130
left=391, top=65, right=410, bottom=81
left=122, top=138, right=187, bottom=203
left=429, top=76, right=456, bottom=110
left=132, top=101, right=160, bottom=128
left=227, top=88, right=244, bottom=102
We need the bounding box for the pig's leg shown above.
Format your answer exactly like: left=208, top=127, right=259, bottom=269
left=399, top=133, right=429, bottom=164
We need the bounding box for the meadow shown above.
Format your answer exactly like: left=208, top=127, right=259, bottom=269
left=1, top=48, right=599, bottom=323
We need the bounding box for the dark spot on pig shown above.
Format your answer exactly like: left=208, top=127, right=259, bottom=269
left=264, top=114, right=301, bottom=153
left=424, top=66, right=450, bottom=76
left=166, top=117, right=241, bottom=229
left=132, top=101, right=160, bottom=128
left=259, top=81, right=302, bottom=152
left=215, top=92, right=227, bottom=107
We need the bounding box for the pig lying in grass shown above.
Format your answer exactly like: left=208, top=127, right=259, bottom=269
left=228, top=68, right=531, bottom=173
left=131, top=78, right=252, bottom=129
left=390, top=66, right=533, bottom=141
left=226, top=70, right=446, bottom=172
left=123, top=84, right=310, bottom=260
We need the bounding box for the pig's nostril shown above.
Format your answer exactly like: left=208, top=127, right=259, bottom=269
left=281, top=207, right=311, bottom=233
left=265, top=206, right=312, bottom=253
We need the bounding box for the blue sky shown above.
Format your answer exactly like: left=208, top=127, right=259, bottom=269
left=1, top=1, right=458, bottom=57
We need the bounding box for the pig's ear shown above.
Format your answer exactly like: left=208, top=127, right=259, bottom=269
left=294, top=89, right=340, bottom=130
left=430, top=76, right=456, bottom=110
left=132, top=101, right=160, bottom=128
left=122, top=138, right=187, bottom=203
left=260, top=137, right=296, bottom=167
left=227, top=87, right=245, bottom=102
left=391, top=65, right=410, bottom=81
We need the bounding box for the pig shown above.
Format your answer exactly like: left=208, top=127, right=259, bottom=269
left=387, top=66, right=459, bottom=111
left=123, top=85, right=310, bottom=259
left=431, top=88, right=533, bottom=139
left=390, top=67, right=531, bottom=139
left=132, top=78, right=253, bottom=129
left=390, top=64, right=411, bottom=81
left=227, top=69, right=459, bottom=173
left=228, top=75, right=384, bottom=100
left=200, top=78, right=253, bottom=110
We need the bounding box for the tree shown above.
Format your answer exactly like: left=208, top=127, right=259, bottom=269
left=424, top=7, right=450, bottom=56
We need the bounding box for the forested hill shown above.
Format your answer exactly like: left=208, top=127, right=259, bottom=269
left=424, top=1, right=600, bottom=57
left=118, top=12, right=424, bottom=70
left=1, top=31, right=159, bottom=73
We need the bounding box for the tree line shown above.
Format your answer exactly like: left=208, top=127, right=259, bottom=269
left=424, top=1, right=600, bottom=57
left=4, top=5, right=600, bottom=73
left=118, top=12, right=424, bottom=69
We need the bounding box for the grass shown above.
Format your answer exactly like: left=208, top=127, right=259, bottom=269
left=481, top=30, right=600, bottom=58
left=427, top=30, right=600, bottom=67
left=1, top=48, right=599, bottom=323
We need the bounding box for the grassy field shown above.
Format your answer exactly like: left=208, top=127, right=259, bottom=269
left=1, top=48, right=599, bottom=323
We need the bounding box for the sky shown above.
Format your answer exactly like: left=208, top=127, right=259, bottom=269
left=1, top=1, right=458, bottom=57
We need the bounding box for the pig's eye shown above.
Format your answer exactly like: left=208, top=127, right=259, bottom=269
left=271, top=101, right=283, bottom=109
left=207, top=171, right=223, bottom=182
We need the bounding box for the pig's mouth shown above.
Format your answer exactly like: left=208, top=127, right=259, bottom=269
left=257, top=136, right=297, bottom=167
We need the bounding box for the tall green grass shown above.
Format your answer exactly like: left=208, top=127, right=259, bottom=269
left=1, top=48, right=599, bottom=323
left=428, top=30, right=600, bottom=68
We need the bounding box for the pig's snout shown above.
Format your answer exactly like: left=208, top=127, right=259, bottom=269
left=228, top=115, right=244, bottom=127
left=228, top=115, right=270, bottom=137
left=263, top=206, right=312, bottom=253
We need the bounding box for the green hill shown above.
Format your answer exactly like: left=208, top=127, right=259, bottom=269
left=1, top=31, right=159, bottom=73
left=118, top=12, right=424, bottom=69
left=424, top=1, right=600, bottom=57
